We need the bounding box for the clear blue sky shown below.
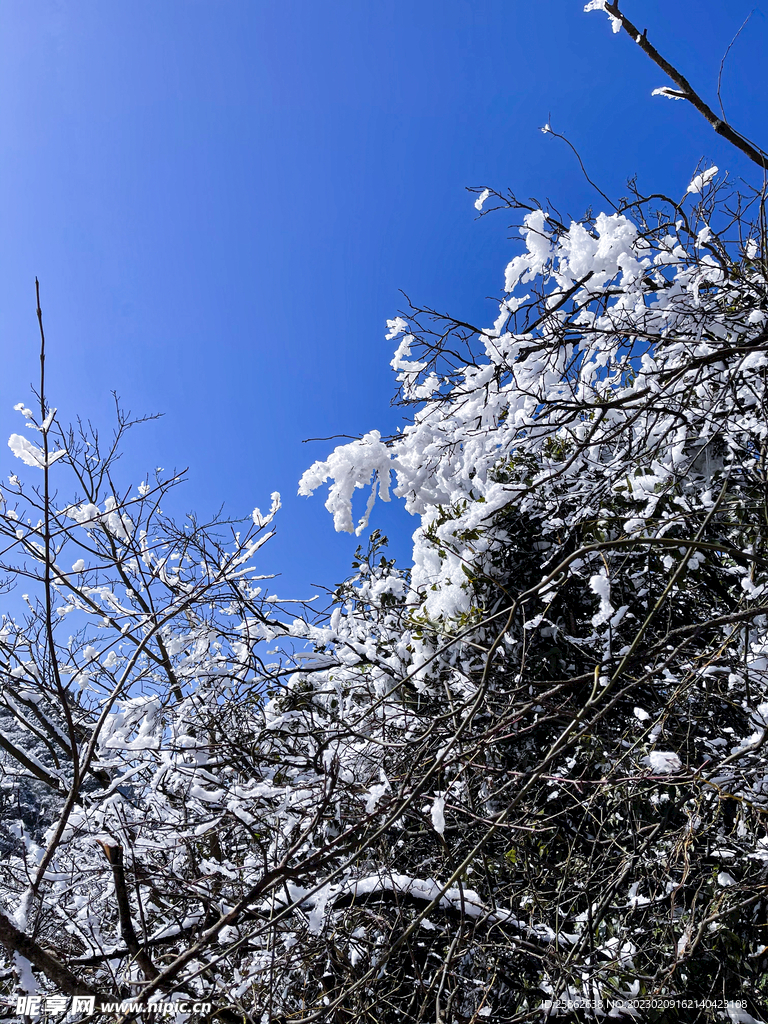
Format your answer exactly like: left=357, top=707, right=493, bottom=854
left=1, top=0, right=766, bottom=600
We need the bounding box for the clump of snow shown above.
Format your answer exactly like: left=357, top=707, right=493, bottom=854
left=584, top=0, right=621, bottom=33
left=430, top=794, right=446, bottom=835
left=474, top=188, right=491, bottom=211
left=13, top=402, right=35, bottom=420
left=589, top=572, right=614, bottom=626
left=687, top=166, right=718, bottom=195
left=252, top=492, right=281, bottom=527
left=8, top=434, right=66, bottom=469
left=646, top=751, right=682, bottom=774
left=299, top=431, right=394, bottom=535
left=652, top=86, right=686, bottom=100
left=364, top=771, right=390, bottom=814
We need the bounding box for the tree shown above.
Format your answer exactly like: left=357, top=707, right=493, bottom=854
left=3, top=4, right=768, bottom=1023
left=293, top=5, right=768, bottom=1020
left=0, top=286, right=342, bottom=1018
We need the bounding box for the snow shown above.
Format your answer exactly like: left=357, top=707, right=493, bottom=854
left=647, top=752, right=683, bottom=774
left=67, top=502, right=101, bottom=524
left=687, top=166, right=718, bottom=194
left=474, top=188, right=491, bottom=211
left=4, top=116, right=768, bottom=1016
left=583, top=0, right=621, bottom=33
left=8, top=433, right=66, bottom=469
left=298, top=430, right=394, bottom=535
left=385, top=316, right=409, bottom=340
left=652, top=86, right=685, bottom=100
left=589, top=572, right=614, bottom=626
left=252, top=491, right=281, bottom=527
left=364, top=774, right=390, bottom=814
left=726, top=1008, right=766, bottom=1024
left=430, top=794, right=446, bottom=835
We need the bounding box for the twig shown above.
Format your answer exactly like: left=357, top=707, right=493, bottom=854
left=717, top=10, right=755, bottom=122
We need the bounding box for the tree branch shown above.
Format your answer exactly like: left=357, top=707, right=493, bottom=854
left=98, top=843, right=159, bottom=982
left=604, top=1, right=768, bottom=170
left=0, top=909, right=97, bottom=996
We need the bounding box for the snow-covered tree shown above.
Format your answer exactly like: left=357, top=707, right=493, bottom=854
left=292, top=5, right=768, bottom=1020
left=4, top=4, right=768, bottom=1022
left=0, top=287, right=339, bottom=1016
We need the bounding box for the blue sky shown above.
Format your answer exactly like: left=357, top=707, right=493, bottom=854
left=1, top=0, right=767, bottom=601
